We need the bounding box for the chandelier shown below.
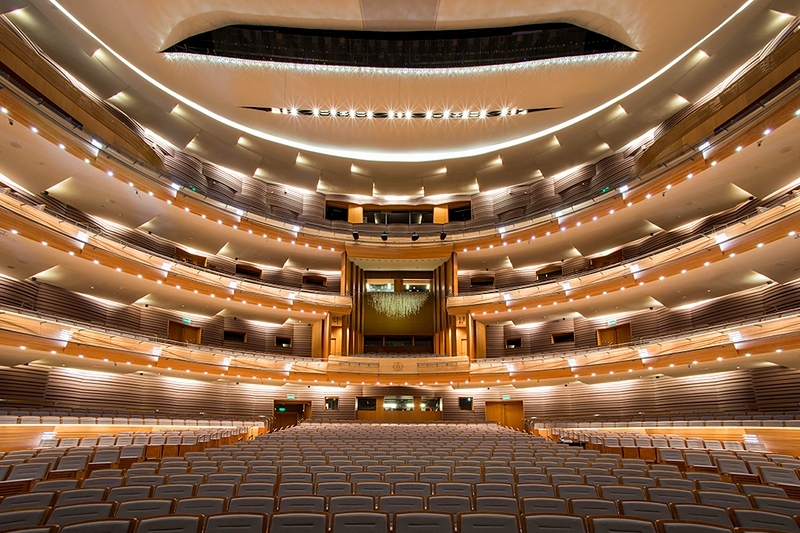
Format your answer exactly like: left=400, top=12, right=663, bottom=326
left=367, top=292, right=429, bottom=320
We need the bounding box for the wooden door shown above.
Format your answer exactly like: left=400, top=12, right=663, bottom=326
left=168, top=321, right=202, bottom=344
left=485, top=401, right=525, bottom=430
left=330, top=337, right=339, bottom=356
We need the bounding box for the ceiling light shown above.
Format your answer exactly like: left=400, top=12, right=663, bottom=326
left=764, top=128, right=771, bottom=135
left=687, top=173, right=693, bottom=178
left=735, top=146, right=742, bottom=152
left=30, top=126, right=38, bottom=133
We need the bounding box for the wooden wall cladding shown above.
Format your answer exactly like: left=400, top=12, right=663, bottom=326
left=493, top=280, right=800, bottom=358
left=0, top=364, right=798, bottom=424
left=0, top=277, right=313, bottom=357
left=751, top=366, right=800, bottom=411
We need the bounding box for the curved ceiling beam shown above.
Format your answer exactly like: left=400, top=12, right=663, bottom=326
left=48, top=0, right=754, bottom=163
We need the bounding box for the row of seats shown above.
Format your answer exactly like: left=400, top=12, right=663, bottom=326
left=0, top=416, right=264, bottom=426
left=530, top=411, right=800, bottom=424
left=1, top=507, right=798, bottom=533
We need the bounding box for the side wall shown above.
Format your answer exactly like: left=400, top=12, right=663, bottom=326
left=2, top=365, right=799, bottom=420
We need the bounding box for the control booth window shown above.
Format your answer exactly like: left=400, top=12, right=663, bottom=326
left=421, top=398, right=442, bottom=412
left=366, top=281, right=394, bottom=292
left=459, top=397, right=474, bottom=411
left=325, top=397, right=339, bottom=410
left=383, top=397, right=414, bottom=411
left=356, top=397, right=377, bottom=411
left=275, top=336, right=292, bottom=348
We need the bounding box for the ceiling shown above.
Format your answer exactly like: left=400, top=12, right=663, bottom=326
left=2, top=0, right=796, bottom=197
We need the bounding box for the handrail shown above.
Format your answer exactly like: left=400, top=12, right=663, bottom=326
left=472, top=304, right=800, bottom=366
left=450, top=187, right=799, bottom=299
left=0, top=190, right=352, bottom=306
left=0, top=303, right=315, bottom=365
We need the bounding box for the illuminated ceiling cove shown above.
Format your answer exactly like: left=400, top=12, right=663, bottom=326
left=5, top=0, right=797, bottom=195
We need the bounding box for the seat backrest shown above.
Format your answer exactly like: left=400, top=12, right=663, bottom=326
left=227, top=496, right=274, bottom=514
left=115, top=498, right=174, bottom=519
left=657, top=520, right=734, bottom=533
left=645, top=488, right=696, bottom=504
left=619, top=501, right=671, bottom=521
left=671, top=503, right=733, bottom=527
left=204, top=513, right=266, bottom=533
left=136, top=515, right=203, bottom=533
left=196, top=483, right=235, bottom=498
left=600, top=485, right=645, bottom=501
left=106, top=485, right=153, bottom=503
left=474, top=496, right=517, bottom=514
left=315, top=481, right=352, bottom=497
left=7, top=463, right=50, bottom=481
left=46, top=502, right=115, bottom=526
left=568, top=498, right=618, bottom=517
left=426, top=495, right=472, bottom=514
left=278, top=495, right=326, bottom=513
left=56, top=488, right=107, bottom=507
left=458, top=511, right=518, bottom=533
left=587, top=516, right=656, bottom=533
left=59, top=518, right=136, bottom=533
left=154, top=484, right=195, bottom=500
left=523, top=514, right=585, bottom=533
left=696, top=490, right=751, bottom=509
left=474, top=483, right=513, bottom=497
left=269, top=511, right=327, bottom=533
left=31, top=480, right=77, bottom=493
left=378, top=495, right=424, bottom=515
left=393, top=482, right=431, bottom=498
left=331, top=511, right=389, bottom=533
left=520, top=497, right=567, bottom=514
left=731, top=508, right=800, bottom=532
left=328, top=495, right=375, bottom=514
left=556, top=484, right=598, bottom=499
left=356, top=482, right=392, bottom=497
left=0, top=492, right=57, bottom=511
left=393, top=511, right=452, bottom=533
left=175, top=497, right=226, bottom=515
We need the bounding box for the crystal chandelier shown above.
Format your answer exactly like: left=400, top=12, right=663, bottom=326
left=367, top=292, right=429, bottom=320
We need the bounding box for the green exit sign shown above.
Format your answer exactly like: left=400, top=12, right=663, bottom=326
left=607, top=319, right=617, bottom=326
left=287, top=394, right=295, bottom=400
left=182, top=317, right=191, bottom=324
left=502, top=395, right=511, bottom=400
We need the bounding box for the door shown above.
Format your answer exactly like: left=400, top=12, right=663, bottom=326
left=485, top=401, right=525, bottom=430
left=460, top=338, right=467, bottom=356
left=330, top=337, right=339, bottom=356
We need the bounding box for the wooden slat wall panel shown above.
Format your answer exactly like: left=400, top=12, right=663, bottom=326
left=499, top=281, right=800, bottom=357
left=751, top=366, right=800, bottom=411
left=562, top=257, right=591, bottom=277
left=42, top=367, right=276, bottom=417
left=470, top=194, right=496, bottom=225
left=524, top=179, right=561, bottom=216
left=35, top=283, right=107, bottom=326
left=206, top=255, right=236, bottom=275
left=292, top=324, right=313, bottom=358
left=0, top=277, right=38, bottom=310
left=203, top=164, right=242, bottom=195
left=485, top=325, right=505, bottom=358
left=299, top=191, right=326, bottom=223
left=235, top=176, right=269, bottom=213
left=265, top=184, right=303, bottom=218
left=0, top=366, right=50, bottom=404
left=0, top=366, right=786, bottom=422
left=166, top=152, right=207, bottom=195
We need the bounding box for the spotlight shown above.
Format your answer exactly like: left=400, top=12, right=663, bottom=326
left=440, top=231, right=447, bottom=240
left=411, top=232, right=419, bottom=242
left=352, top=231, right=359, bottom=241
left=381, top=232, right=388, bottom=241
